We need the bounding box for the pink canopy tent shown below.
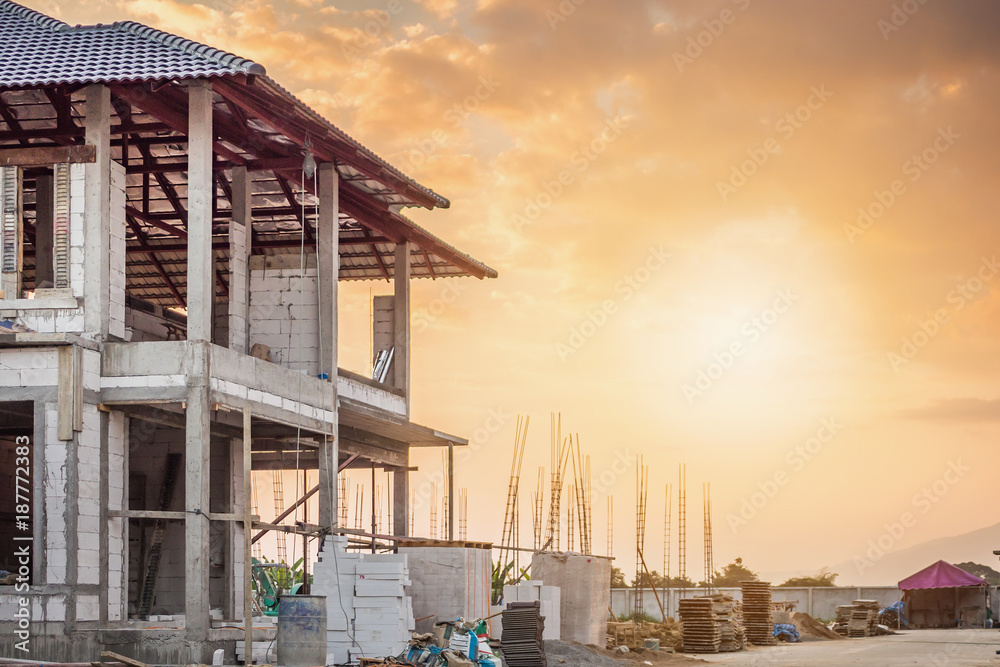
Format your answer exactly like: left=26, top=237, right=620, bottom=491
left=898, top=561, right=989, bottom=628
left=898, top=560, right=988, bottom=590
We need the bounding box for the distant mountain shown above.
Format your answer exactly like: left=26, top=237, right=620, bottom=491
left=819, top=521, right=1000, bottom=587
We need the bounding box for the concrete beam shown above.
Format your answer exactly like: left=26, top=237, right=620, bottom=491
left=393, top=242, right=411, bottom=414
left=228, top=166, right=251, bottom=353
left=83, top=85, right=111, bottom=337
left=186, top=81, right=214, bottom=342
left=317, top=162, right=339, bottom=529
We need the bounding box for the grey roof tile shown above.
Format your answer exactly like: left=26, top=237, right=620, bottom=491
left=0, top=0, right=265, bottom=88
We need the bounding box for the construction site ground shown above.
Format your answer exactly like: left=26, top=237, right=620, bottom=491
left=691, top=629, right=1000, bottom=666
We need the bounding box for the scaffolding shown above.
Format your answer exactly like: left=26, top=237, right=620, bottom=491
left=338, top=475, right=349, bottom=528
left=703, top=482, right=714, bottom=593
left=532, top=467, right=545, bottom=551
left=678, top=464, right=686, bottom=599
left=635, top=458, right=648, bottom=619
left=430, top=483, right=438, bottom=539
left=250, top=471, right=262, bottom=560
left=355, top=484, right=366, bottom=531
left=544, top=414, right=571, bottom=551
left=272, top=470, right=287, bottom=564
left=459, top=488, right=468, bottom=540
left=663, top=483, right=671, bottom=616
left=607, top=495, right=613, bottom=557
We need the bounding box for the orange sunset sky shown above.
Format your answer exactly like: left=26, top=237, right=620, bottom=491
left=27, top=0, right=1000, bottom=583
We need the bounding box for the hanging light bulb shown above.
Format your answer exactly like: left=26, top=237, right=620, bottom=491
left=302, top=136, right=317, bottom=179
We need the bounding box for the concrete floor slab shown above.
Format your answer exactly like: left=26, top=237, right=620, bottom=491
left=692, top=629, right=1000, bottom=666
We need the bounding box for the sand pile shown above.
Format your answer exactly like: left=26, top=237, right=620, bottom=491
left=789, top=611, right=842, bottom=641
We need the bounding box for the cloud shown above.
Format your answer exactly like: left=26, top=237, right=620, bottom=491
left=898, top=398, right=1000, bottom=422
left=414, top=0, right=458, bottom=19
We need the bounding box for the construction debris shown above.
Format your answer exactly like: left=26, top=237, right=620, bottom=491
left=711, top=594, right=746, bottom=652
left=740, top=581, right=776, bottom=646
left=833, top=599, right=881, bottom=638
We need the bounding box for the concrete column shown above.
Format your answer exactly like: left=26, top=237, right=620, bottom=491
left=83, top=85, right=111, bottom=337
left=317, top=162, right=339, bottom=380
left=34, top=172, right=54, bottom=289
left=393, top=242, right=411, bottom=413
left=187, top=81, right=214, bottom=342
left=185, top=81, right=214, bottom=651
left=392, top=456, right=409, bottom=537
left=317, top=163, right=339, bottom=529
left=228, top=166, right=251, bottom=353
left=448, top=443, right=454, bottom=540
left=185, top=342, right=212, bottom=645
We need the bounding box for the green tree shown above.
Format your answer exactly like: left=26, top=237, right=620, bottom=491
left=779, top=568, right=838, bottom=587
left=611, top=566, right=628, bottom=588
left=712, top=557, right=758, bottom=587
left=955, top=562, right=1000, bottom=585
left=631, top=569, right=666, bottom=588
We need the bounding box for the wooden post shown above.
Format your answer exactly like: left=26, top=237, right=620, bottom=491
left=243, top=408, right=253, bottom=663
left=638, top=547, right=667, bottom=623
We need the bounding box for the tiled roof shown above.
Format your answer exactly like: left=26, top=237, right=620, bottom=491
left=0, top=0, right=265, bottom=88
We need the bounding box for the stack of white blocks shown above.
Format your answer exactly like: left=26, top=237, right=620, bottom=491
left=312, top=536, right=414, bottom=664
left=398, top=546, right=492, bottom=634
left=236, top=615, right=277, bottom=664
left=503, top=581, right=561, bottom=640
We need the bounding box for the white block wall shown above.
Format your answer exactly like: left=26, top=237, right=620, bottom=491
left=69, top=163, right=85, bottom=299
left=228, top=220, right=248, bottom=353
left=0, top=347, right=58, bottom=387
left=248, top=264, right=320, bottom=376
left=43, top=402, right=68, bottom=589
left=107, top=410, right=127, bottom=621
left=400, top=546, right=492, bottom=634
left=76, top=404, right=102, bottom=602
left=108, top=161, right=126, bottom=339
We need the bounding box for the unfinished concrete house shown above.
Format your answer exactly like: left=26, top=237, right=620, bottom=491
left=0, top=1, right=496, bottom=661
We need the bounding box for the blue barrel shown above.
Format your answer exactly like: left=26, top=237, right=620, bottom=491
left=276, top=595, right=328, bottom=667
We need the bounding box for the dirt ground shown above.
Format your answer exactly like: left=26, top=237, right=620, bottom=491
left=543, top=640, right=706, bottom=665
left=690, top=628, right=1000, bottom=666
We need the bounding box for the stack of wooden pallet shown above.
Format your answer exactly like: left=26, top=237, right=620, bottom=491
left=853, top=599, right=881, bottom=637
left=833, top=604, right=855, bottom=636
left=710, top=594, right=746, bottom=652
left=740, top=581, right=776, bottom=646
left=678, top=597, right=721, bottom=653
